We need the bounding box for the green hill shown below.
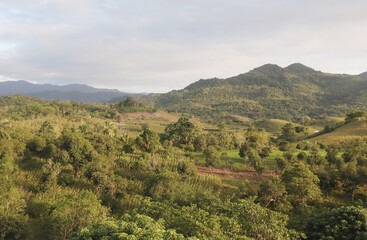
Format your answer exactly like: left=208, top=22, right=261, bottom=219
left=308, top=119, right=367, bottom=144
left=140, top=63, right=367, bottom=121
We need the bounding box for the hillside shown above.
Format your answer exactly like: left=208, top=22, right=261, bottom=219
left=140, top=63, right=367, bottom=121
left=2, top=95, right=367, bottom=239
left=253, top=119, right=318, bottom=134
left=308, top=119, right=367, bottom=144
left=0, top=80, right=146, bottom=103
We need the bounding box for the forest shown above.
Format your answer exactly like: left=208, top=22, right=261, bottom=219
left=141, top=63, right=367, bottom=121
left=1, top=95, right=367, bottom=239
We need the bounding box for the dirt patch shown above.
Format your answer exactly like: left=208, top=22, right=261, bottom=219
left=196, top=165, right=276, bottom=182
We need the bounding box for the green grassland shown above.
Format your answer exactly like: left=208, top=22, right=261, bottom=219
left=254, top=119, right=319, bottom=134
left=308, top=119, right=367, bottom=144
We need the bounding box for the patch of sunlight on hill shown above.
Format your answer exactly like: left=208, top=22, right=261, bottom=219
left=254, top=119, right=291, bottom=133
left=309, top=120, right=367, bottom=144
left=254, top=119, right=318, bottom=134
left=309, top=116, right=345, bottom=130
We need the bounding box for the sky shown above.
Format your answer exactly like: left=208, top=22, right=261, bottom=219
left=0, top=0, right=367, bottom=93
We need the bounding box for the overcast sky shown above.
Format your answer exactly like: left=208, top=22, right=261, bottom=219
left=0, top=0, right=366, bottom=93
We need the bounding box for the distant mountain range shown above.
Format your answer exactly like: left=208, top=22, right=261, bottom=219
left=0, top=80, right=146, bottom=103
left=140, top=63, right=367, bottom=121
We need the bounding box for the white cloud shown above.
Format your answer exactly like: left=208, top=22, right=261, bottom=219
left=0, top=0, right=366, bottom=92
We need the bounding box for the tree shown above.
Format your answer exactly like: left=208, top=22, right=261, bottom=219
left=222, top=199, right=301, bottom=239
left=71, top=214, right=186, bottom=240
left=0, top=140, right=28, bottom=239
left=340, top=161, right=367, bottom=200
left=239, top=131, right=269, bottom=159
left=305, top=206, right=367, bottom=240
left=193, top=134, right=207, bottom=152
left=135, top=128, right=160, bottom=154
left=161, top=115, right=199, bottom=147
left=0, top=128, right=10, bottom=140
left=325, top=144, right=339, bottom=166
left=216, top=120, right=231, bottom=149
left=0, top=177, right=29, bottom=240
left=282, top=162, right=323, bottom=205
left=38, top=120, right=55, bottom=137
left=315, top=167, right=339, bottom=198
left=28, top=189, right=108, bottom=240
left=257, top=176, right=287, bottom=209
left=281, top=123, right=296, bottom=141
left=203, top=146, right=221, bottom=166
left=345, top=110, right=365, bottom=122
left=58, top=129, right=95, bottom=175
left=239, top=132, right=269, bottom=174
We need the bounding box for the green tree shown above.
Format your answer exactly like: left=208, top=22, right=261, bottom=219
left=71, top=214, right=186, bottom=240
left=161, top=116, right=199, bottom=147
left=0, top=177, right=29, bottom=240
left=193, top=134, right=207, bottom=152
left=281, top=123, right=296, bottom=141
left=305, top=206, right=367, bottom=240
left=222, top=199, right=301, bottom=239
left=28, top=189, right=108, bottom=240
left=135, top=128, right=161, bottom=154
left=58, top=129, right=95, bottom=175
left=203, top=145, right=221, bottom=166
left=216, top=120, right=231, bottom=149
left=0, top=140, right=28, bottom=239
left=282, top=162, right=323, bottom=205
left=345, top=110, right=365, bottom=122
left=257, top=176, right=288, bottom=209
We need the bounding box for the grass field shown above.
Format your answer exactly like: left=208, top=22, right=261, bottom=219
left=193, top=149, right=281, bottom=171
left=253, top=118, right=319, bottom=135
left=308, top=119, right=367, bottom=144
left=309, top=116, right=345, bottom=130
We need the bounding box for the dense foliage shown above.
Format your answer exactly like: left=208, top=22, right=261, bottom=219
left=1, top=96, right=367, bottom=239
left=141, top=63, right=367, bottom=121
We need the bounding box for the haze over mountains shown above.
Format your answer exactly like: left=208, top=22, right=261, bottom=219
left=140, top=63, right=367, bottom=121
left=0, top=80, right=146, bottom=103
left=2, top=63, right=367, bottom=121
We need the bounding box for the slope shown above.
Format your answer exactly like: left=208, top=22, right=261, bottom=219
left=307, top=119, right=367, bottom=144
left=140, top=63, right=367, bottom=121
left=0, top=80, right=146, bottom=103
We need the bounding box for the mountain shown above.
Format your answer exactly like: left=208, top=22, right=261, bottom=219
left=0, top=80, right=146, bottom=103
left=140, top=63, right=367, bottom=121
left=359, top=72, right=367, bottom=79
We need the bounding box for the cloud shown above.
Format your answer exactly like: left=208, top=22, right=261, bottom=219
left=0, top=0, right=366, bottom=92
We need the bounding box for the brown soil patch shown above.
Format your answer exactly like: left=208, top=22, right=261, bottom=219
left=197, top=166, right=276, bottom=182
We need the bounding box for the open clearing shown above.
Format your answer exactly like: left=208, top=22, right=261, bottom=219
left=197, top=165, right=275, bottom=182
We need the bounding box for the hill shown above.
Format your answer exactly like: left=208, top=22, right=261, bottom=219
left=140, top=63, right=367, bottom=121
left=0, top=80, right=146, bottom=103
left=308, top=119, right=367, bottom=144
left=359, top=72, right=367, bottom=79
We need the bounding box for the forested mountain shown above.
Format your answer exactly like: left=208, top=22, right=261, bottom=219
left=360, top=72, right=367, bottom=79
left=0, top=80, right=146, bottom=103
left=141, top=63, right=367, bottom=121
